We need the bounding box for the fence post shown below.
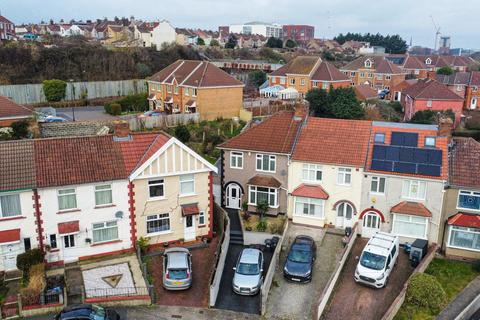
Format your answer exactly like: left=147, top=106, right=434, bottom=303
left=17, top=293, right=23, bottom=317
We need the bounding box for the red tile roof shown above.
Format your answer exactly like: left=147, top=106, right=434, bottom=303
left=292, top=184, right=329, bottom=199
left=181, top=203, right=200, bottom=216
left=449, top=137, right=480, bottom=188
left=402, top=56, right=428, bottom=70
left=390, top=201, right=432, bottom=217
left=376, top=59, right=403, bottom=74
left=0, top=229, right=20, bottom=244
left=58, top=221, right=80, bottom=234
left=118, top=133, right=169, bottom=173
left=292, top=117, right=372, bottom=167
left=341, top=56, right=403, bottom=75
left=247, top=175, right=282, bottom=188
left=218, top=111, right=302, bottom=154
left=448, top=213, right=480, bottom=229
left=402, top=79, right=464, bottom=101
left=270, top=56, right=320, bottom=77
left=0, top=140, right=36, bottom=192
left=0, top=96, right=33, bottom=120
left=354, top=84, right=378, bottom=100
left=311, top=61, right=350, bottom=82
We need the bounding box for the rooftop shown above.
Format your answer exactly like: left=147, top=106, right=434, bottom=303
left=449, top=137, right=480, bottom=189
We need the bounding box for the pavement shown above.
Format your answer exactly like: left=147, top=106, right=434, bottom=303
left=322, top=237, right=414, bottom=320
left=265, top=225, right=344, bottom=320
left=56, top=106, right=119, bottom=122
left=438, top=276, right=480, bottom=320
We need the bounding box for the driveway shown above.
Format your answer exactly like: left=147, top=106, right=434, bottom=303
left=265, top=225, right=344, bottom=320
left=56, top=106, right=119, bottom=122
left=214, top=244, right=273, bottom=314
left=322, top=238, right=414, bottom=320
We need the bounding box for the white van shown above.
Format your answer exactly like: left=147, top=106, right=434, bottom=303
left=354, top=232, right=399, bottom=288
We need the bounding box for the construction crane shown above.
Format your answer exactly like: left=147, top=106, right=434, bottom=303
left=430, top=15, right=441, bottom=51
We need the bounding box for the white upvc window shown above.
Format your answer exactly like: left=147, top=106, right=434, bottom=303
left=92, top=221, right=118, bottom=243
left=157, top=84, right=161, bottom=92
left=385, top=75, right=391, bottom=80
left=322, top=82, right=328, bottom=89
left=174, top=85, right=179, bottom=95
left=294, top=196, right=324, bottom=218
left=337, top=168, right=352, bottom=186
left=58, top=188, right=77, bottom=211
left=457, top=190, right=480, bottom=211
left=427, top=99, right=433, bottom=107
left=473, top=86, right=478, bottom=92
left=94, top=184, right=113, bottom=206
left=302, top=163, right=322, bottom=182
left=180, top=174, right=195, bottom=195
left=248, top=186, right=278, bottom=208
left=167, top=85, right=172, bottom=93
left=300, top=79, right=305, bottom=86
left=360, top=72, right=365, bottom=78
left=368, top=73, right=373, bottom=78
left=230, top=151, right=243, bottom=169
left=290, top=78, right=295, bottom=85
left=280, top=77, right=286, bottom=85
left=146, top=213, right=170, bottom=234
left=370, top=176, right=386, bottom=194
left=0, top=193, right=21, bottom=218
left=63, top=234, right=76, bottom=248
left=414, top=69, right=420, bottom=75
left=185, top=87, right=190, bottom=96
left=392, top=214, right=428, bottom=239
left=192, top=88, right=197, bottom=96
left=425, top=136, right=436, bottom=148
left=199, top=211, right=206, bottom=226
left=376, top=74, right=383, bottom=80
left=402, top=180, right=427, bottom=200
left=448, top=226, right=480, bottom=252
left=256, top=154, right=276, bottom=172
left=148, top=179, right=165, bottom=199
left=271, top=76, right=276, bottom=82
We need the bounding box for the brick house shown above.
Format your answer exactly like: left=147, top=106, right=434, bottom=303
left=282, top=25, right=315, bottom=43
left=340, top=56, right=406, bottom=101
left=147, top=60, right=244, bottom=120
left=0, top=15, right=15, bottom=40
left=0, top=96, right=33, bottom=127
left=401, top=79, right=464, bottom=125
left=436, top=71, right=480, bottom=110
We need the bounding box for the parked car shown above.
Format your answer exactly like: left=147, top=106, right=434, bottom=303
left=141, top=110, right=162, bottom=117
left=39, top=115, right=67, bottom=123
left=163, top=247, right=192, bottom=290
left=54, top=304, right=120, bottom=320
left=378, top=89, right=390, bottom=100
left=354, top=232, right=399, bottom=288
left=232, top=248, right=264, bottom=295
left=283, top=235, right=316, bottom=283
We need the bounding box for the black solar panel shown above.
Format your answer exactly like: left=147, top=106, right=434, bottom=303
left=391, top=132, right=418, bottom=147
left=417, top=164, right=441, bottom=176
left=371, top=160, right=393, bottom=172
left=413, top=148, right=429, bottom=164
left=372, top=145, right=386, bottom=160
left=427, top=149, right=442, bottom=165
left=394, top=162, right=417, bottom=174
left=385, top=146, right=400, bottom=161
left=399, top=148, right=415, bottom=162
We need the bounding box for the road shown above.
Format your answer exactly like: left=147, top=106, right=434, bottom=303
left=56, top=106, right=119, bottom=122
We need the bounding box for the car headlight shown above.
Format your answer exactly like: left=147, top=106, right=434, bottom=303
left=355, top=268, right=359, bottom=276
left=376, top=274, right=385, bottom=281
left=305, top=270, right=311, bottom=276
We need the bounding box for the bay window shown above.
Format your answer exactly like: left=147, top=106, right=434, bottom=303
left=248, top=186, right=278, bottom=208
left=147, top=213, right=170, bottom=234
left=457, top=190, right=480, bottom=211
left=92, top=221, right=118, bottom=243
left=294, top=197, right=324, bottom=218
left=392, top=214, right=428, bottom=239
left=402, top=180, right=427, bottom=200
left=0, top=194, right=21, bottom=218
left=448, top=226, right=480, bottom=251
left=58, top=188, right=77, bottom=211
left=302, top=163, right=322, bottom=182
left=256, top=154, right=276, bottom=172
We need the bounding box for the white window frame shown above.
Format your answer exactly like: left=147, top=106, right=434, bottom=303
left=63, top=234, right=76, bottom=248
left=0, top=193, right=22, bottom=218
left=146, top=213, right=171, bottom=235
left=365, top=60, right=372, bottom=68
left=230, top=151, right=244, bottom=169
left=174, top=85, right=179, bottom=95
left=280, top=77, right=286, bottom=85
left=248, top=186, right=278, bottom=208
left=94, top=184, right=113, bottom=206
left=167, top=85, right=172, bottom=93
left=447, top=226, right=480, bottom=252
left=290, top=78, right=295, bottom=85
left=424, top=136, right=436, bottom=148
left=302, top=163, right=322, bottom=183
left=179, top=174, right=195, bottom=196
left=322, top=82, right=328, bottom=89
left=92, top=221, right=119, bottom=244
left=457, top=190, right=480, bottom=212
left=185, top=87, right=190, bottom=96
left=427, top=99, right=433, bottom=107
left=376, top=74, right=383, bottom=80
left=300, top=79, right=305, bottom=86
left=370, top=176, right=386, bottom=194
left=271, top=76, right=276, bottom=82
left=256, top=154, right=276, bottom=173
left=374, top=133, right=385, bottom=144
left=456, top=85, right=462, bottom=92
left=192, top=88, right=197, bottom=97
left=385, top=75, right=391, bottom=80
left=473, top=86, right=478, bottom=92
left=199, top=211, right=206, bottom=226
left=294, top=196, right=325, bottom=219
left=402, top=180, right=427, bottom=200
left=360, top=72, right=365, bottom=78
left=148, top=179, right=165, bottom=199
left=392, top=214, right=428, bottom=239
left=337, top=168, right=352, bottom=186
left=57, top=188, right=77, bottom=211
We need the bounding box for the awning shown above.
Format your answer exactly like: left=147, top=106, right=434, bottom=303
left=247, top=175, right=282, bottom=188
left=390, top=201, right=432, bottom=217
left=448, top=213, right=480, bottom=228
left=186, top=100, right=196, bottom=107
left=292, top=184, right=329, bottom=200
left=148, top=93, right=156, bottom=100
left=182, top=203, right=200, bottom=216
left=58, top=221, right=80, bottom=234
left=0, top=229, right=20, bottom=244
left=165, top=96, right=173, bottom=103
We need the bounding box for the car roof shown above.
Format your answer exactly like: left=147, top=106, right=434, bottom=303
left=166, top=251, right=188, bottom=269
left=240, top=248, right=261, bottom=264
left=364, top=232, right=398, bottom=256
left=60, top=305, right=92, bottom=318
left=294, top=235, right=314, bottom=245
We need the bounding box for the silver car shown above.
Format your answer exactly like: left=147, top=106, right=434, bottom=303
left=232, top=248, right=264, bottom=295
left=162, top=248, right=192, bottom=290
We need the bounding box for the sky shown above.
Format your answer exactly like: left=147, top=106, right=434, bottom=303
left=1, top=0, right=479, bottom=49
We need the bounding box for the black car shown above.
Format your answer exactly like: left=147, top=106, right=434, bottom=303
left=283, top=235, right=316, bottom=283
left=55, top=304, right=120, bottom=320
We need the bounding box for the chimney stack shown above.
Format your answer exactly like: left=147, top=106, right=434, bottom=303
left=113, top=121, right=130, bottom=140
left=438, top=117, right=453, bottom=143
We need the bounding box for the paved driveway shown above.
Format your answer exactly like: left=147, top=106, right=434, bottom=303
left=265, top=225, right=344, bottom=320
left=322, top=238, right=414, bottom=320
left=56, top=106, right=119, bottom=122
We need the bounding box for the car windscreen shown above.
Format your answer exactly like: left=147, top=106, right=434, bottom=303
left=360, top=251, right=386, bottom=271
left=168, top=268, right=188, bottom=280
left=287, top=246, right=312, bottom=263
left=237, top=262, right=259, bottom=275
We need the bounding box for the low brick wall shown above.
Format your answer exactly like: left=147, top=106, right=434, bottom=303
left=20, top=303, right=64, bottom=318
left=84, top=295, right=151, bottom=307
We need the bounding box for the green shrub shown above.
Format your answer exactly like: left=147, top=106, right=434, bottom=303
left=16, top=249, right=45, bottom=275
left=10, top=120, right=30, bottom=139
left=256, top=201, right=269, bottom=218
left=43, top=79, right=67, bottom=102
left=110, top=103, right=122, bottom=115
left=175, top=125, right=191, bottom=143
left=406, top=273, right=447, bottom=314
left=117, top=93, right=149, bottom=112
left=256, top=218, right=268, bottom=232
left=137, top=237, right=150, bottom=254
left=474, top=260, right=480, bottom=273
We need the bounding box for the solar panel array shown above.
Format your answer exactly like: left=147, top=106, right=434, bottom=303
left=371, top=132, right=442, bottom=177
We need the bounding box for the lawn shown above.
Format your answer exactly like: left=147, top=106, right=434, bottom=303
left=394, top=258, right=480, bottom=320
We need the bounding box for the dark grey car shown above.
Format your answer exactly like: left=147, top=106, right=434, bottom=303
left=283, top=235, right=316, bottom=283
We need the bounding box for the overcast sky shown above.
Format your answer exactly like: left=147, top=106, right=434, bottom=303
left=1, top=0, right=478, bottom=49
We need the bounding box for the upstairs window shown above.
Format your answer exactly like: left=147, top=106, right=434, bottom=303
left=230, top=152, right=243, bottom=169
left=290, top=78, right=295, bottom=85
left=256, top=154, right=276, bottom=172
left=376, top=74, right=383, bottom=80
left=192, top=88, right=197, bottom=96
left=185, top=87, right=190, bottom=96
left=167, top=85, right=172, bottom=93
left=180, top=174, right=195, bottom=195
left=148, top=179, right=165, bottom=198
left=365, top=60, right=372, bottom=68
left=402, top=180, right=427, bottom=200
left=374, top=133, right=385, bottom=144
left=302, top=163, right=322, bottom=182
left=300, top=79, right=305, bottom=86
left=424, top=136, right=436, bottom=148
left=174, top=85, right=179, bottom=95
left=58, top=189, right=77, bottom=211
left=385, top=75, right=391, bottom=80
left=458, top=190, right=480, bottom=211
left=95, top=184, right=112, bottom=206
left=371, top=176, right=386, bottom=194
left=0, top=194, right=21, bottom=218
left=271, top=76, right=276, bottom=83
left=337, top=168, right=352, bottom=186
left=427, top=100, right=433, bottom=107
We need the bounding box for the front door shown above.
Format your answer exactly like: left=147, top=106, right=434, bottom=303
left=336, top=203, right=353, bottom=229
left=226, top=184, right=242, bottom=209
left=62, top=234, right=78, bottom=263
left=471, top=97, right=478, bottom=110
left=2, top=243, right=21, bottom=271
left=184, top=216, right=196, bottom=241
left=362, top=212, right=381, bottom=238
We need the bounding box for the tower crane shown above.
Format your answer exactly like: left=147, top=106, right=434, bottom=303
left=430, top=15, right=441, bottom=51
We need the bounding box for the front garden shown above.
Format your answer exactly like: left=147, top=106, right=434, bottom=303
left=239, top=202, right=287, bottom=235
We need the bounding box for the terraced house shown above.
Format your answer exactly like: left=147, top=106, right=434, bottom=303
left=147, top=59, right=244, bottom=120
left=436, top=71, right=480, bottom=110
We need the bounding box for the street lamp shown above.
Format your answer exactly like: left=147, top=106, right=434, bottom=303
left=69, top=79, right=75, bottom=122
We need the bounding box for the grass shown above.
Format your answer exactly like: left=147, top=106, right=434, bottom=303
left=394, top=258, right=480, bottom=320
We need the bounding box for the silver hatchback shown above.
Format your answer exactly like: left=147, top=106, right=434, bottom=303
left=162, top=248, right=192, bottom=290
left=232, top=248, right=264, bottom=295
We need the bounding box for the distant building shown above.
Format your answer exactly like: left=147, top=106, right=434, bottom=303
left=229, top=22, right=282, bottom=38
left=0, top=15, right=15, bottom=40
left=218, top=26, right=230, bottom=38
left=282, top=25, right=314, bottom=43
left=151, top=20, right=176, bottom=49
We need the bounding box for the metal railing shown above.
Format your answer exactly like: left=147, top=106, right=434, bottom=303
left=21, top=290, right=63, bottom=307
left=84, top=286, right=150, bottom=299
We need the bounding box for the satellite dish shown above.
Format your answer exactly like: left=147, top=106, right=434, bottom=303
left=115, top=211, right=124, bottom=219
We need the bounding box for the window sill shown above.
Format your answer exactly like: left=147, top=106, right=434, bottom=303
left=446, top=244, right=480, bottom=253
left=336, top=183, right=351, bottom=187
left=91, top=239, right=122, bottom=247
left=230, top=167, right=243, bottom=170
left=455, top=207, right=480, bottom=213
left=57, top=209, right=81, bottom=214
left=94, top=204, right=116, bottom=209
left=370, top=192, right=385, bottom=196
left=179, top=193, right=197, bottom=198
left=48, top=248, right=60, bottom=253
left=145, top=231, right=173, bottom=238
left=255, top=169, right=276, bottom=174
left=293, top=214, right=326, bottom=221
left=0, top=215, right=26, bottom=222
left=147, top=197, right=167, bottom=202
left=198, top=225, right=207, bottom=228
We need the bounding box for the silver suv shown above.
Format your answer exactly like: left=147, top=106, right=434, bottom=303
left=163, top=248, right=192, bottom=290
left=232, top=248, right=264, bottom=295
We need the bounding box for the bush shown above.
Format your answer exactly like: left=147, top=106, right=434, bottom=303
left=242, top=211, right=251, bottom=222
left=43, top=79, right=67, bottom=102
left=17, top=248, right=45, bottom=275
left=406, top=273, right=447, bottom=314
left=110, top=103, right=122, bottom=116
left=175, top=125, right=191, bottom=143
left=10, top=120, right=30, bottom=139
left=137, top=237, right=150, bottom=254
left=256, top=218, right=268, bottom=232
left=20, top=263, right=46, bottom=305
left=268, top=222, right=280, bottom=234
left=474, top=260, right=480, bottom=273
left=256, top=201, right=269, bottom=218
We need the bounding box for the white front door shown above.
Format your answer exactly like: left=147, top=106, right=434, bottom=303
left=62, top=234, right=78, bottom=263
left=471, top=97, right=478, bottom=110
left=225, top=184, right=242, bottom=209
left=184, top=215, right=196, bottom=241
left=336, top=203, right=353, bottom=228
left=2, top=243, right=21, bottom=271
left=362, top=212, right=381, bottom=238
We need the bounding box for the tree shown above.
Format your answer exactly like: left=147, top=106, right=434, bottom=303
left=197, top=37, right=205, bottom=46
left=174, top=125, right=191, bottom=143
left=437, top=66, right=454, bottom=75
left=209, top=39, right=219, bottom=47
left=248, top=70, right=267, bottom=87
left=266, top=37, right=283, bottom=48
left=225, top=35, right=237, bottom=49
left=285, top=39, right=297, bottom=49
left=305, top=88, right=331, bottom=117
left=334, top=32, right=407, bottom=54
left=43, top=79, right=67, bottom=102
left=305, top=87, right=365, bottom=119
left=409, top=110, right=437, bottom=124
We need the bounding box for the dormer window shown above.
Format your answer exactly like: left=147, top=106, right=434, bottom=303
left=364, top=59, right=372, bottom=68
left=425, top=58, right=432, bottom=65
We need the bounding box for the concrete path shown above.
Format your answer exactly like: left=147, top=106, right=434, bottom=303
left=437, top=276, right=480, bottom=320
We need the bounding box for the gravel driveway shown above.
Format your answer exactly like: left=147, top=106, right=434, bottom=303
left=265, top=224, right=344, bottom=320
